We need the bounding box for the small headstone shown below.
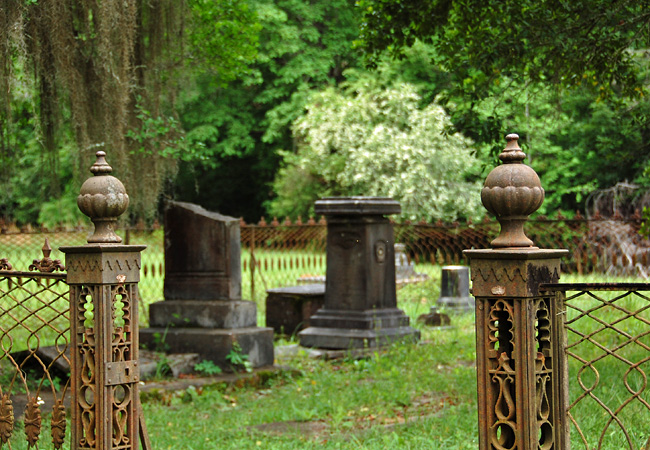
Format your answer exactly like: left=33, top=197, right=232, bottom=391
left=394, top=243, right=428, bottom=284
left=435, top=265, right=473, bottom=312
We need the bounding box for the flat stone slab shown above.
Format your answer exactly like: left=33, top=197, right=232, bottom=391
left=299, top=326, right=420, bottom=350
left=139, top=350, right=201, bottom=378
left=315, top=197, right=401, bottom=216
left=140, top=327, right=275, bottom=369
left=266, top=285, right=325, bottom=335
left=10, top=346, right=70, bottom=378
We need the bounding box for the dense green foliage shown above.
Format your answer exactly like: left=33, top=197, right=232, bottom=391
left=171, top=0, right=361, bottom=221
left=357, top=0, right=650, bottom=95
left=3, top=0, right=650, bottom=224
left=269, top=73, right=483, bottom=221
left=354, top=0, right=650, bottom=214
left=0, top=1, right=260, bottom=223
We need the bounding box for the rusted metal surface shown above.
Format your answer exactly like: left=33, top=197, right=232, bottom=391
left=63, top=149, right=148, bottom=450
left=29, top=238, right=65, bottom=272
left=0, top=150, right=150, bottom=449
left=542, top=283, right=650, bottom=449
left=467, top=133, right=569, bottom=449
left=0, top=269, right=70, bottom=449
left=542, top=282, right=650, bottom=291
left=77, top=151, right=129, bottom=244
left=467, top=249, right=569, bottom=450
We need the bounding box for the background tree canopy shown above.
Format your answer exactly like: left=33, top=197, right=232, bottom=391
left=269, top=73, right=483, bottom=222
left=1, top=0, right=650, bottom=225
left=0, top=0, right=259, bottom=223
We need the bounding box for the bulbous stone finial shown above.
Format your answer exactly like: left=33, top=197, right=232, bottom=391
left=77, top=151, right=129, bottom=243
left=481, top=134, right=544, bottom=248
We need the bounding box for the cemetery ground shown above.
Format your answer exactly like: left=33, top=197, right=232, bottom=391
left=142, top=290, right=480, bottom=450
left=3, top=234, right=650, bottom=449
left=140, top=273, right=649, bottom=449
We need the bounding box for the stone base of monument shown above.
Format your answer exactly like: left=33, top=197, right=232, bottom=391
left=140, top=326, right=274, bottom=369
left=142, top=299, right=275, bottom=369
left=298, top=308, right=420, bottom=349
left=148, top=299, right=258, bottom=329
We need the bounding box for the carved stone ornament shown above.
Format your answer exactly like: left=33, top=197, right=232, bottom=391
left=77, top=151, right=129, bottom=243
left=481, top=134, right=544, bottom=248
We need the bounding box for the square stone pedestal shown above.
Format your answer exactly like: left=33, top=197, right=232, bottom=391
left=298, top=197, right=419, bottom=349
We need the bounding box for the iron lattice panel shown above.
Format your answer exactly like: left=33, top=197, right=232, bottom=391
left=0, top=272, right=70, bottom=449
left=562, top=286, right=650, bottom=450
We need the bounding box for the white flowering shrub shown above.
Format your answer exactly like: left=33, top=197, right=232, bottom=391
left=269, top=78, right=484, bottom=222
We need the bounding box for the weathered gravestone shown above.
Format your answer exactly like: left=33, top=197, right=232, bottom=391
left=435, top=265, right=473, bottom=311
left=140, top=201, right=274, bottom=368
left=298, top=197, right=420, bottom=349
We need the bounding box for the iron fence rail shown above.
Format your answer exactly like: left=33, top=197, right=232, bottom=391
left=1, top=216, right=648, bottom=306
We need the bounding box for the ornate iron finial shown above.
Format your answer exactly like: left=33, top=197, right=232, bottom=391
left=480, top=134, right=544, bottom=248
left=0, top=258, right=11, bottom=270
left=77, top=151, right=129, bottom=243
left=29, top=238, right=65, bottom=272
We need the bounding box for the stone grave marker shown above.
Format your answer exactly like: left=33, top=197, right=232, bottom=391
left=140, top=201, right=274, bottom=369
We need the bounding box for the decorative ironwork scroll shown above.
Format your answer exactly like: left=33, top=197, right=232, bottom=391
left=29, top=238, right=65, bottom=273
left=64, top=245, right=146, bottom=450
left=486, top=299, right=517, bottom=449
left=468, top=248, right=568, bottom=450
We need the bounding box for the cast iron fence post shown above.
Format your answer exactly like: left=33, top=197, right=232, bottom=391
left=465, top=134, right=570, bottom=450
left=61, top=151, right=148, bottom=450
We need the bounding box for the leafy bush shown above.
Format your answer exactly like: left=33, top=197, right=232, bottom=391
left=269, top=73, right=484, bottom=222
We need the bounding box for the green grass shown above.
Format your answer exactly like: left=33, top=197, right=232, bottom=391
left=3, top=235, right=650, bottom=448
left=142, top=315, right=479, bottom=450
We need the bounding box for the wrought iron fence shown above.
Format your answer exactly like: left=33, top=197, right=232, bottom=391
left=1, top=215, right=649, bottom=307
left=542, top=283, right=650, bottom=450
left=0, top=248, right=70, bottom=449
left=0, top=237, right=150, bottom=449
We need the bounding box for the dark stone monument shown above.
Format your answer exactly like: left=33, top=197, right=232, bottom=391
left=298, top=197, right=420, bottom=349
left=435, top=265, right=473, bottom=311
left=265, top=284, right=325, bottom=335
left=140, top=201, right=274, bottom=368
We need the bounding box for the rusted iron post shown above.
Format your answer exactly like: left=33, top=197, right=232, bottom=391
left=464, top=134, right=569, bottom=450
left=61, top=152, right=147, bottom=450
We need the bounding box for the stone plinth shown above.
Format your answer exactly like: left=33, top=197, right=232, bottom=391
left=298, top=197, right=419, bottom=349
left=266, top=284, right=325, bottom=335
left=140, top=201, right=274, bottom=369
left=435, top=265, right=473, bottom=311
